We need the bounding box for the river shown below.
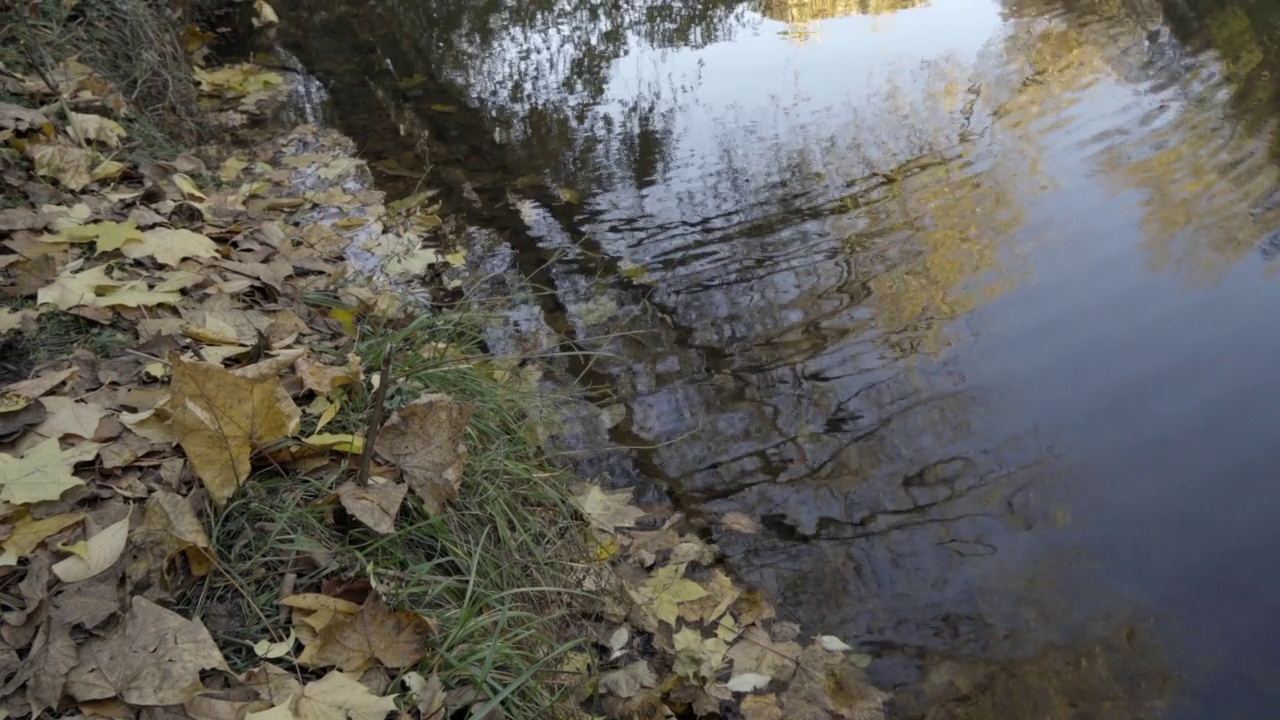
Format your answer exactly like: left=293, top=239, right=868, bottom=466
left=270, top=0, right=1280, bottom=716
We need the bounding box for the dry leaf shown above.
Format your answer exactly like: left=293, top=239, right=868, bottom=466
left=0, top=510, right=84, bottom=565
left=27, top=143, right=97, bottom=190
left=296, top=671, right=397, bottom=720
left=598, top=661, right=657, bottom=699
left=741, top=693, right=784, bottom=720
left=374, top=394, right=471, bottom=514
left=299, top=595, right=433, bottom=673
left=68, top=112, right=126, bottom=147
left=170, top=173, right=208, bottom=201
left=573, top=485, right=646, bottom=533
left=122, top=228, right=219, bottom=267
left=295, top=354, right=363, bottom=395
left=220, top=156, right=248, bottom=181
left=724, top=627, right=802, bottom=682
left=127, top=490, right=214, bottom=587
left=403, top=672, right=445, bottom=720
left=53, top=514, right=130, bottom=582
left=5, top=367, right=78, bottom=398
left=336, top=481, right=405, bottom=535
left=65, top=596, right=230, bottom=705
left=0, top=438, right=88, bottom=504
left=167, top=356, right=301, bottom=505
left=49, top=220, right=142, bottom=253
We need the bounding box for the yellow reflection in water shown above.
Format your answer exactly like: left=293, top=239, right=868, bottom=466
left=761, top=0, right=930, bottom=42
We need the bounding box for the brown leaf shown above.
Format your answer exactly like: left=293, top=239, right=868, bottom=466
left=0, top=395, right=46, bottom=441
left=65, top=596, right=230, bottom=706
left=374, top=394, right=471, bottom=514
left=295, top=354, right=363, bottom=395
left=336, top=481, right=405, bottom=535
left=778, top=643, right=887, bottom=720
left=11, top=395, right=111, bottom=452
left=166, top=356, right=301, bottom=505
left=741, top=694, right=783, bottom=720
left=127, top=490, right=214, bottom=590
left=299, top=595, right=433, bottom=673
left=295, top=670, right=397, bottom=720
left=4, top=367, right=78, bottom=399
left=1, top=616, right=80, bottom=716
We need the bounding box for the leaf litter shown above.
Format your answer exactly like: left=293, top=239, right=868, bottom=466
left=0, top=14, right=891, bottom=720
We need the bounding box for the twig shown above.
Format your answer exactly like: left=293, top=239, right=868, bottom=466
left=356, top=344, right=394, bottom=486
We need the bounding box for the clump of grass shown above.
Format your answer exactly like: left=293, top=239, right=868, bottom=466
left=185, top=308, right=591, bottom=720
left=0, top=307, right=130, bottom=382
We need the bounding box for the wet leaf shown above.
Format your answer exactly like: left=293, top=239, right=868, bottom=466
left=195, top=64, right=284, bottom=97
left=573, top=485, right=646, bottom=533
left=724, top=627, right=802, bottom=682
left=629, top=563, right=708, bottom=628
left=27, top=143, right=97, bottom=191
left=65, top=596, right=230, bottom=705
left=673, top=626, right=729, bottom=682
left=740, top=693, right=783, bottom=720
left=53, top=514, right=130, bottom=582
left=299, top=595, right=433, bottom=672
left=721, top=512, right=760, bottom=534
left=374, top=393, right=471, bottom=514
left=166, top=356, right=302, bottom=505
left=336, top=480, right=405, bottom=535
left=817, top=635, right=853, bottom=652
left=599, top=661, right=657, bottom=699
left=0, top=510, right=84, bottom=565
left=296, top=670, right=398, bottom=720
left=121, top=228, right=219, bottom=267
left=0, top=438, right=88, bottom=504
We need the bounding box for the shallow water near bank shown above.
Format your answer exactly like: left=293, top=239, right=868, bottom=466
left=272, top=0, right=1280, bottom=715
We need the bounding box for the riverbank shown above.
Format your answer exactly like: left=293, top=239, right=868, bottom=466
left=0, top=3, right=887, bottom=720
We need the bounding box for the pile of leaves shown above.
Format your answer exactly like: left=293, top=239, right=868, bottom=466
left=566, top=487, right=889, bottom=720
left=0, top=26, right=503, bottom=720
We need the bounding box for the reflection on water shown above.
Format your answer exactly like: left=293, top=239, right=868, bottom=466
left=273, top=0, right=1280, bottom=715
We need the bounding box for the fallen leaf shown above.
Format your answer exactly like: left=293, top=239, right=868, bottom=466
left=0, top=394, right=46, bottom=440
left=254, top=0, right=280, bottom=25
left=121, top=228, right=219, bottom=267
left=90, top=160, right=126, bottom=182
left=53, top=513, right=130, bottom=582
left=741, top=694, right=783, bottom=720
left=374, top=393, right=471, bottom=514
left=721, top=512, right=760, bottom=534
left=68, top=112, right=126, bottom=147
left=37, top=264, right=123, bottom=310
left=0, top=510, right=84, bottom=565
left=598, top=661, right=657, bottom=699
left=170, top=173, right=208, bottom=201
left=5, top=367, right=78, bottom=398
left=220, top=156, right=248, bottom=181
left=27, top=143, right=97, bottom=190
left=295, top=354, right=363, bottom=395
left=304, top=433, right=364, bottom=454
left=725, top=673, right=772, bottom=693
left=336, top=481, right=405, bottom=535
left=166, top=356, right=301, bottom=505
left=195, top=64, right=284, bottom=97
left=573, top=485, right=646, bottom=533
left=724, top=627, right=802, bottom=682
left=674, top=625, right=730, bottom=684
left=299, top=595, right=433, bottom=672
left=0, top=102, right=52, bottom=134
left=629, top=563, right=708, bottom=628
left=253, top=631, right=296, bottom=659
left=403, top=672, right=445, bottom=720
left=296, top=671, right=397, bottom=720
left=47, top=220, right=142, bottom=253
left=778, top=643, right=887, bottom=720
left=65, top=596, right=230, bottom=705
left=0, top=438, right=88, bottom=504
left=15, top=396, right=111, bottom=449
left=817, top=635, right=853, bottom=652
left=127, top=490, right=214, bottom=586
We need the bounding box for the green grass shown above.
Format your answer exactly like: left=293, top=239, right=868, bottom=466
left=184, top=308, right=591, bottom=720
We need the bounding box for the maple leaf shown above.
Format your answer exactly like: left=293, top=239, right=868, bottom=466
left=65, top=596, right=229, bottom=705
left=26, top=143, right=97, bottom=190
left=673, top=626, right=729, bottom=683
left=67, top=112, right=126, bottom=147
left=166, top=356, right=301, bottom=505
left=45, top=220, right=142, bottom=253
left=725, top=626, right=802, bottom=683
left=336, top=480, right=405, bottom=535
left=295, top=671, right=398, bottom=720
left=573, top=485, right=647, bottom=533
left=37, top=264, right=123, bottom=310
left=297, top=595, right=433, bottom=673
left=295, top=353, right=363, bottom=394
left=0, top=438, right=89, bottom=504
left=120, top=228, right=219, bottom=267
left=629, top=563, right=709, bottom=628
left=374, top=393, right=471, bottom=514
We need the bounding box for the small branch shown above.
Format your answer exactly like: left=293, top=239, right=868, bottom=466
left=356, top=344, right=394, bottom=486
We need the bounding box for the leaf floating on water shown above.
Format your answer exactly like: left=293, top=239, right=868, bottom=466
left=630, top=563, right=709, bottom=628
left=724, top=673, right=773, bottom=693
left=817, top=635, right=854, bottom=652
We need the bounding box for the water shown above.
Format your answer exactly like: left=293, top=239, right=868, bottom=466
left=272, top=0, right=1280, bottom=715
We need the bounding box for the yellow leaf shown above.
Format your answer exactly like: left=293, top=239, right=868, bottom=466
left=68, top=112, right=126, bottom=148
left=629, top=563, right=708, bottom=628
left=26, top=143, right=97, bottom=190
left=195, top=64, right=284, bottom=97
left=90, top=160, right=127, bottom=182
left=166, top=356, right=302, bottom=505
left=128, top=490, right=216, bottom=580
left=220, top=156, right=248, bottom=182
left=57, top=539, right=90, bottom=559
left=47, top=219, right=142, bottom=253
left=95, top=281, right=182, bottom=308
left=0, top=438, right=88, bottom=504
left=171, top=172, right=208, bottom=201
left=144, top=362, right=169, bottom=379
left=53, top=513, right=130, bottom=582
left=296, top=671, right=398, bottom=720
left=295, top=354, right=363, bottom=395
left=303, top=433, right=364, bottom=454
left=121, top=228, right=219, bottom=267
left=37, top=264, right=122, bottom=309
left=327, top=307, right=357, bottom=335
left=573, top=485, right=646, bottom=533
left=254, top=0, right=280, bottom=25
left=0, top=510, right=84, bottom=566
left=253, top=631, right=296, bottom=659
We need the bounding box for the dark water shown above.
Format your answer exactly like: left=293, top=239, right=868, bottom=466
left=272, top=0, right=1280, bottom=716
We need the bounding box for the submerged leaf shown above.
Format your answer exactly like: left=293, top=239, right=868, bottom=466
left=598, top=661, right=657, bottom=699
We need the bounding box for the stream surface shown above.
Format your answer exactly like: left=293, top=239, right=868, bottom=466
left=274, top=0, right=1280, bottom=716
